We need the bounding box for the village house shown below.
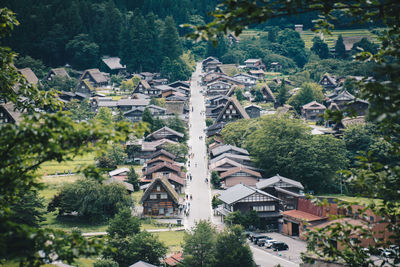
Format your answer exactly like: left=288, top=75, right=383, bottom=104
left=216, top=183, right=282, bottom=230
left=139, top=72, right=159, bottom=81
left=244, top=58, right=265, bottom=70
left=301, top=101, right=326, bottom=121
left=19, top=68, right=39, bottom=85
left=75, top=79, right=95, bottom=97
left=149, top=78, right=169, bottom=87
left=168, top=80, right=190, bottom=89
left=164, top=252, right=184, bottom=267
left=327, top=89, right=369, bottom=116
left=205, top=122, right=226, bottom=137
left=219, top=166, right=262, bottom=188
left=115, top=98, right=150, bottom=112
left=256, top=174, right=304, bottom=211
left=139, top=139, right=178, bottom=159
left=202, top=72, right=224, bottom=84
left=105, top=178, right=134, bottom=194
left=215, top=64, right=239, bottom=76
left=210, top=144, right=250, bottom=159
left=123, top=105, right=166, bottom=122
left=0, top=102, right=22, bottom=124
left=78, top=68, right=109, bottom=88
left=144, top=155, right=176, bottom=169
left=129, top=260, right=158, bottom=267
left=209, top=152, right=253, bottom=167
left=206, top=104, right=225, bottom=119
left=270, top=62, right=283, bottom=72
left=206, top=81, right=232, bottom=96
left=209, top=158, right=259, bottom=175
left=248, top=69, right=265, bottom=80
left=143, top=161, right=184, bottom=180
left=101, top=57, right=126, bottom=75
left=139, top=177, right=181, bottom=217
left=261, top=86, right=276, bottom=103
left=132, top=80, right=158, bottom=95
left=245, top=104, right=262, bottom=118
left=227, top=32, right=240, bottom=44
left=208, top=75, right=245, bottom=88
left=202, top=57, right=222, bottom=72
left=232, top=73, right=258, bottom=87
left=109, top=167, right=130, bottom=178
left=215, top=97, right=250, bottom=123
left=151, top=172, right=184, bottom=194
left=145, top=126, right=184, bottom=142
left=319, top=73, right=337, bottom=90
left=207, top=95, right=230, bottom=107
left=45, top=68, right=70, bottom=81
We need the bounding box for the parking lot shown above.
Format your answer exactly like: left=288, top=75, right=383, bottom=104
left=249, top=232, right=307, bottom=265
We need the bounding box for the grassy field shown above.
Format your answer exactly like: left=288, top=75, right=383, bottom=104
left=318, top=194, right=382, bottom=206
left=154, top=230, right=185, bottom=253
left=36, top=153, right=96, bottom=176
left=241, top=28, right=381, bottom=49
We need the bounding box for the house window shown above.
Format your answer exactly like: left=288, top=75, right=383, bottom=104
left=253, top=205, right=275, bottom=212
left=157, top=186, right=160, bottom=191
left=159, top=208, right=164, bottom=215
left=168, top=208, right=173, bottom=214
left=161, top=193, right=168, bottom=199
left=150, top=194, right=157, bottom=199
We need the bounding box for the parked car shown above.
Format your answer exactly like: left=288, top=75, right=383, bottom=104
left=252, top=234, right=273, bottom=245
left=272, top=242, right=289, bottom=251
left=265, top=239, right=278, bottom=248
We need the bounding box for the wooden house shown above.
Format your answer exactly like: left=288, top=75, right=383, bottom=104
left=152, top=172, right=184, bottom=194
left=256, top=174, right=304, bottom=211
left=261, top=85, right=276, bottom=103
left=244, top=59, right=265, bottom=70
left=209, top=152, right=253, bottom=167
left=140, top=139, right=178, bottom=158
left=145, top=126, right=184, bottom=142
left=319, top=73, right=337, bottom=90
left=245, top=104, right=262, bottom=118
left=205, top=122, right=226, bottom=137
left=129, top=261, right=158, bottom=267
left=116, top=99, right=150, bottom=112
left=270, top=62, right=282, bottom=72
left=207, top=81, right=232, bottom=96
left=144, top=161, right=184, bottom=180
left=209, top=158, right=259, bottom=175
left=145, top=155, right=176, bottom=169
left=46, top=68, right=70, bottom=81
left=208, top=75, right=245, bottom=88
left=133, top=80, right=152, bottom=95
left=232, top=73, right=258, bottom=87
left=202, top=72, right=224, bottom=84
left=220, top=166, right=262, bottom=187
left=248, top=69, right=265, bottom=80
left=210, top=144, right=250, bottom=159
left=215, top=97, right=250, bottom=123
left=76, top=79, right=95, bottom=97
left=0, top=102, right=22, bottom=124
left=139, top=72, right=158, bottom=81
left=101, top=57, right=126, bottom=75
left=18, top=68, right=39, bottom=85
left=301, top=101, right=326, bottom=121
left=139, top=177, right=181, bottom=217
left=328, top=89, right=369, bottom=116
left=168, top=81, right=190, bottom=89
left=215, top=64, right=239, bottom=76
left=206, top=104, right=225, bottom=119
left=149, top=149, right=176, bottom=161
left=78, top=69, right=108, bottom=88
left=216, top=183, right=281, bottom=230
left=208, top=95, right=230, bottom=107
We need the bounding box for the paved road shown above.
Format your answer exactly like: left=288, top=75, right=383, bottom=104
left=184, top=63, right=212, bottom=230
left=250, top=245, right=299, bottom=267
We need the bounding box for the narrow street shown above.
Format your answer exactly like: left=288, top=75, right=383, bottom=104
left=185, top=63, right=300, bottom=267
left=184, top=63, right=212, bottom=230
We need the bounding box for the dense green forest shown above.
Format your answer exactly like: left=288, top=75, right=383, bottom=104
left=3, top=0, right=382, bottom=74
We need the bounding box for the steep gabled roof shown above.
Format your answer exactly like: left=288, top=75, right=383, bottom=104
left=209, top=158, right=257, bottom=172
left=168, top=81, right=190, bottom=88
left=302, top=101, right=326, bottom=110
left=244, top=58, right=262, bottom=64
left=50, top=68, right=70, bottom=78
left=261, top=85, right=276, bottom=102
left=149, top=149, right=176, bottom=160
left=81, top=69, right=108, bottom=84
left=219, top=183, right=279, bottom=205
left=139, top=177, right=179, bottom=204
left=319, top=73, right=337, bottom=86
left=146, top=126, right=184, bottom=140
left=245, top=104, right=262, bottom=111
left=19, top=68, right=39, bottom=85
left=0, top=102, right=23, bottom=122
left=146, top=155, right=175, bottom=165
left=330, top=89, right=355, bottom=102
left=144, top=161, right=182, bottom=176
left=232, top=73, right=258, bottom=80
left=109, top=167, right=130, bottom=177
left=256, top=174, right=304, bottom=190
left=209, top=153, right=251, bottom=165
left=154, top=172, right=185, bottom=186
left=210, top=144, right=249, bottom=157
left=129, top=260, right=158, bottom=267
left=141, top=139, right=178, bottom=152
left=137, top=79, right=151, bottom=90
left=220, top=166, right=262, bottom=179
left=215, top=97, right=250, bottom=122
left=102, top=57, right=125, bottom=70
left=216, top=64, right=238, bottom=76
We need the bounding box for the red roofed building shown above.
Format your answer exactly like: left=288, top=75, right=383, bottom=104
left=164, top=252, right=183, bottom=267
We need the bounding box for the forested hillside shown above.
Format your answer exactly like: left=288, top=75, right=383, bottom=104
left=2, top=0, right=218, bottom=71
